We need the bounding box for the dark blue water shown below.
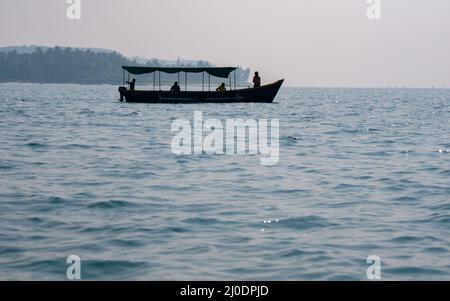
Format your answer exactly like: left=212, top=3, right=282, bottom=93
left=0, top=83, right=449, bottom=280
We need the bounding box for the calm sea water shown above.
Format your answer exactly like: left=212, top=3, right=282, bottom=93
left=0, top=83, right=449, bottom=280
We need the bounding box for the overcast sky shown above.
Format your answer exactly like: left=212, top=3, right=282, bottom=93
left=1, top=0, right=449, bottom=87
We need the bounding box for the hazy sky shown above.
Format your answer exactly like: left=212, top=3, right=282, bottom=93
left=1, top=0, right=450, bottom=87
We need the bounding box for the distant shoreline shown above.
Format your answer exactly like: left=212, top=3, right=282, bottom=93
left=0, top=46, right=251, bottom=86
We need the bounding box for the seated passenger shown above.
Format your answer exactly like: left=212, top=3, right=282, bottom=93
left=216, top=83, right=227, bottom=92
left=170, top=81, right=181, bottom=92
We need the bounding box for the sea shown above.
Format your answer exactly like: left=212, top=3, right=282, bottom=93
left=0, top=83, right=449, bottom=280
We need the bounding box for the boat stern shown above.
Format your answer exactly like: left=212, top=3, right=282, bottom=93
left=118, top=86, right=127, bottom=101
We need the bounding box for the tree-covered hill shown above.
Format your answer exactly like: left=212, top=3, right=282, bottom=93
left=0, top=46, right=250, bottom=85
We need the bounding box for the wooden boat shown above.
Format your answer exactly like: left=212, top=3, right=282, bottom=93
left=118, top=66, right=283, bottom=103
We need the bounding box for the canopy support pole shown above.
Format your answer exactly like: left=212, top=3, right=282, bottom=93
left=153, top=72, right=155, bottom=91
left=178, top=72, right=180, bottom=85
left=229, top=74, right=232, bottom=91
left=122, top=69, right=125, bottom=87
left=202, top=72, right=204, bottom=92
left=185, top=72, right=187, bottom=92
left=234, top=69, right=237, bottom=90
left=158, top=71, right=161, bottom=91
left=208, top=74, right=211, bottom=92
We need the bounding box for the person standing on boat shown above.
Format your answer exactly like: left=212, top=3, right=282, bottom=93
left=127, top=78, right=136, bottom=91
left=216, top=83, right=227, bottom=92
left=253, top=72, right=261, bottom=88
left=170, top=81, right=181, bottom=92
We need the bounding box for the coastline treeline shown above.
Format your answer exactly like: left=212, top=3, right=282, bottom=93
left=0, top=46, right=251, bottom=85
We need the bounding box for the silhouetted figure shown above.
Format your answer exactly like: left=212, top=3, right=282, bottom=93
left=253, top=72, right=261, bottom=88
left=216, top=83, right=227, bottom=92
left=127, top=78, right=136, bottom=91
left=170, top=81, right=181, bottom=92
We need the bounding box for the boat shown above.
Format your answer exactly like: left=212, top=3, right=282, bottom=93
left=118, top=66, right=284, bottom=103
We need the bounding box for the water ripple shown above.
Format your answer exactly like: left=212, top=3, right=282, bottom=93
left=0, top=84, right=449, bottom=280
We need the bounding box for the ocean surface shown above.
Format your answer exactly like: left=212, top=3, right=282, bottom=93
left=0, top=83, right=449, bottom=280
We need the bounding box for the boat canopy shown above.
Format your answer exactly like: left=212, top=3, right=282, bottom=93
left=122, top=66, right=237, bottom=79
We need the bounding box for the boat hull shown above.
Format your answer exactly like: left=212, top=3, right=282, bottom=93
left=119, top=80, right=284, bottom=103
